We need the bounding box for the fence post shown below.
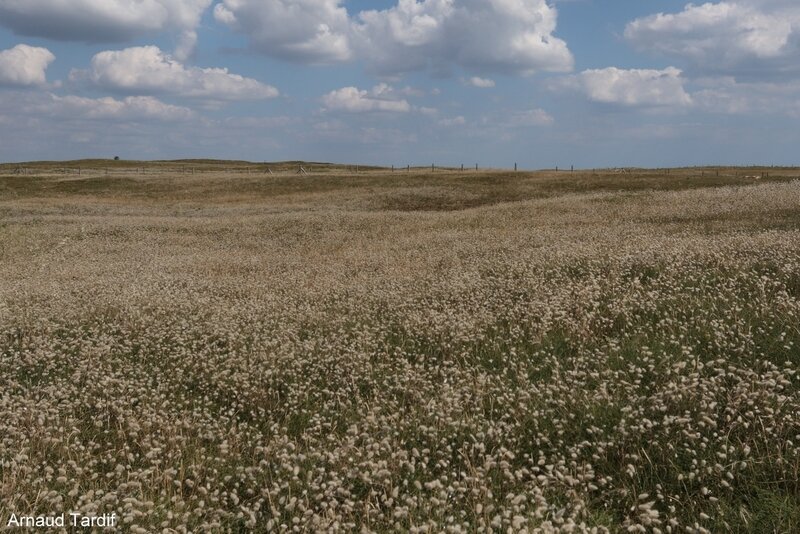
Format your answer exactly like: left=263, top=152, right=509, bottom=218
left=514, top=163, right=517, bottom=172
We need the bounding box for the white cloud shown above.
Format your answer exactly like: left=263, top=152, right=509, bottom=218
left=0, top=0, right=211, bottom=57
left=175, top=30, right=199, bottom=62
left=321, top=84, right=411, bottom=113
left=0, top=90, right=209, bottom=160
left=355, top=0, right=573, bottom=75
left=508, top=108, right=554, bottom=126
left=219, top=116, right=297, bottom=130
left=54, top=95, right=195, bottom=121
left=625, top=1, right=800, bottom=73
left=214, top=0, right=352, bottom=63
left=621, top=2, right=800, bottom=116
left=395, top=86, right=426, bottom=97
left=691, top=76, right=800, bottom=116
left=18, top=93, right=196, bottom=122
left=465, top=76, right=495, bottom=88
left=438, top=115, right=466, bottom=127
left=214, top=0, right=573, bottom=75
left=76, top=46, right=279, bottom=101
left=559, top=65, right=800, bottom=116
left=565, top=67, right=692, bottom=107
left=0, top=44, right=54, bottom=86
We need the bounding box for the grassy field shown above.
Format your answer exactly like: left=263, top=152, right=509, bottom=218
left=1, top=164, right=799, bottom=532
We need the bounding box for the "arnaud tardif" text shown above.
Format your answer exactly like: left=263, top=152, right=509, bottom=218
left=6, top=512, right=117, bottom=528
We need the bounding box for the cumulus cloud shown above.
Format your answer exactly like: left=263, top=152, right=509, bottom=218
left=692, top=76, right=800, bottom=116
left=465, top=77, right=495, bottom=88
left=321, top=84, right=411, bottom=113
left=559, top=66, right=800, bottom=116
left=438, top=115, right=466, bottom=127
left=20, top=93, right=196, bottom=122
left=214, top=0, right=352, bottom=63
left=625, top=1, right=800, bottom=74
left=0, top=90, right=214, bottom=160
left=508, top=108, right=554, bottom=126
left=563, top=67, right=693, bottom=107
left=354, top=0, right=573, bottom=75
left=76, top=46, right=279, bottom=100
left=59, top=95, right=196, bottom=121
left=175, top=30, right=199, bottom=62
left=214, top=0, right=573, bottom=75
left=621, top=2, right=800, bottom=116
left=0, top=0, right=211, bottom=57
left=0, top=44, right=54, bottom=86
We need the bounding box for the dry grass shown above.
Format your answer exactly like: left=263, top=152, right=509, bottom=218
left=1, top=164, right=799, bottom=532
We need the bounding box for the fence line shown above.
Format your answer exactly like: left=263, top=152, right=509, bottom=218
left=1, top=165, right=794, bottom=178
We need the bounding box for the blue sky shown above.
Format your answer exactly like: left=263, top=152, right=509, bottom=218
left=0, top=0, right=799, bottom=168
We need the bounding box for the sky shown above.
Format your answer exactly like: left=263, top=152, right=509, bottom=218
left=1, top=0, right=799, bottom=168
